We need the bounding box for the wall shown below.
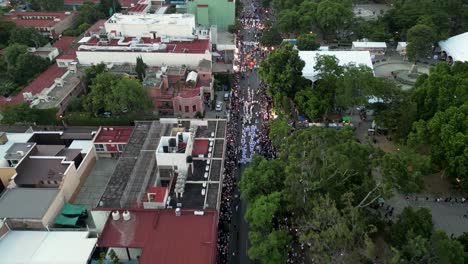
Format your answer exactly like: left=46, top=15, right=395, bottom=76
left=186, top=0, right=235, bottom=30
left=0, top=168, right=16, bottom=188
left=6, top=218, right=44, bottom=229
left=42, top=191, right=65, bottom=227
left=59, top=162, right=80, bottom=201
left=108, top=247, right=142, bottom=261
left=172, top=94, right=204, bottom=117
left=105, top=22, right=194, bottom=38
left=91, top=210, right=111, bottom=233
left=76, top=51, right=211, bottom=67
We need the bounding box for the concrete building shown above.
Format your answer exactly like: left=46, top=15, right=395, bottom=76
left=298, top=50, right=374, bottom=82
left=0, top=131, right=97, bottom=228
left=0, top=222, right=97, bottom=264
left=143, top=60, right=214, bottom=117
left=1, top=11, right=77, bottom=37
left=93, top=126, right=134, bottom=158
left=76, top=13, right=212, bottom=67
left=186, top=0, right=236, bottom=30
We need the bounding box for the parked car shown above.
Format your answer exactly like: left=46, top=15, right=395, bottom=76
left=223, top=92, right=230, bottom=101
left=215, top=102, right=223, bottom=112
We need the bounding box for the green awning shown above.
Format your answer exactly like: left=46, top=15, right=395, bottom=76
left=342, top=116, right=351, bottom=121
left=61, top=203, right=85, bottom=216
left=54, top=214, right=79, bottom=226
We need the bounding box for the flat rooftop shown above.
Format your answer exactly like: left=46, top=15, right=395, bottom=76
left=0, top=188, right=59, bottom=219
left=0, top=230, right=97, bottom=264
left=1, top=11, right=73, bottom=28
left=106, top=13, right=195, bottom=26
left=94, top=126, right=134, bottom=144
left=98, top=119, right=227, bottom=210
left=78, top=36, right=210, bottom=54
left=97, top=209, right=217, bottom=264
left=33, top=71, right=82, bottom=110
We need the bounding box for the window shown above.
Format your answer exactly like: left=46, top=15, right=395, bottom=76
left=95, top=144, right=105, bottom=152
left=118, top=144, right=125, bottom=152
left=193, top=105, right=197, bottom=112
left=179, top=105, right=182, bottom=111
left=58, top=61, right=66, bottom=67
left=185, top=106, right=189, bottom=112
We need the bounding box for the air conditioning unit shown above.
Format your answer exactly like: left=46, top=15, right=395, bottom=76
left=54, top=78, right=64, bottom=87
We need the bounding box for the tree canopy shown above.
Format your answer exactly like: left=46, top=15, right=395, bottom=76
left=9, top=27, right=49, bottom=48
left=406, top=24, right=437, bottom=61
left=296, top=33, right=320, bottom=51
left=259, top=26, right=283, bottom=47
left=83, top=73, right=153, bottom=115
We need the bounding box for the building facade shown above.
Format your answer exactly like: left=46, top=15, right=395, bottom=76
left=2, top=11, right=77, bottom=37
left=186, top=0, right=235, bottom=30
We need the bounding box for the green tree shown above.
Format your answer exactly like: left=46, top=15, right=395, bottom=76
left=248, top=229, right=292, bottom=264
left=430, top=230, right=465, bottom=264
left=78, top=2, right=103, bottom=25
left=1, top=103, right=58, bottom=125
left=84, top=63, right=107, bottom=87
left=240, top=155, right=285, bottom=203
left=277, top=9, right=302, bottom=36
left=259, top=26, right=283, bottom=47
left=244, top=192, right=282, bottom=232
left=83, top=73, right=152, bottom=115
left=267, top=115, right=290, bottom=148
left=135, top=56, right=147, bottom=82
left=406, top=24, right=436, bottom=62
left=336, top=64, right=375, bottom=111
left=9, top=27, right=49, bottom=48
left=296, top=33, right=320, bottom=51
left=11, top=53, right=50, bottom=84
left=315, top=0, right=353, bottom=40
left=0, top=21, right=16, bottom=48
left=30, top=0, right=63, bottom=11
left=391, top=207, right=433, bottom=247
left=259, top=43, right=306, bottom=101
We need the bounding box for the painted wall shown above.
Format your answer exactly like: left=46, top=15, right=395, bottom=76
left=186, top=0, right=235, bottom=30
left=105, top=22, right=194, bottom=38
left=76, top=51, right=211, bottom=67
left=91, top=210, right=111, bottom=233
left=0, top=168, right=16, bottom=188
left=42, top=191, right=65, bottom=227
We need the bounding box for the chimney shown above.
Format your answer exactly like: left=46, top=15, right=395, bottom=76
left=0, top=132, right=7, bottom=145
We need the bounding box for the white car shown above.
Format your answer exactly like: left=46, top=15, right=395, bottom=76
left=215, top=102, right=223, bottom=112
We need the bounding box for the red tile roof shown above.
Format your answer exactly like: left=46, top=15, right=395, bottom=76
left=0, top=64, right=66, bottom=109
left=54, top=36, right=77, bottom=60
left=192, top=139, right=209, bottom=156
left=94, top=126, right=134, bottom=143
left=2, top=11, right=71, bottom=28
left=84, top=19, right=106, bottom=36
left=119, top=0, right=139, bottom=8
left=97, top=209, right=217, bottom=264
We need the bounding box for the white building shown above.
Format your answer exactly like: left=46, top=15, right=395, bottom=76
left=438, top=32, right=468, bottom=62
left=105, top=13, right=197, bottom=38
left=299, top=51, right=374, bottom=82
left=352, top=41, right=387, bottom=55
left=76, top=13, right=212, bottom=67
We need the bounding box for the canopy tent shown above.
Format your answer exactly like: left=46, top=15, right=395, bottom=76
left=438, top=32, right=468, bottom=62
left=60, top=203, right=85, bottom=217
left=342, top=116, right=351, bottom=121
left=54, top=214, right=79, bottom=226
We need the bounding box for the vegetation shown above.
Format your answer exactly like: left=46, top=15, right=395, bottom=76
left=8, top=27, right=49, bottom=48
left=135, top=56, right=147, bottom=82
left=0, top=44, right=50, bottom=97
left=259, top=26, right=283, bottom=47
left=0, top=104, right=59, bottom=125
left=30, top=0, right=64, bottom=11
left=296, top=33, right=320, bottom=51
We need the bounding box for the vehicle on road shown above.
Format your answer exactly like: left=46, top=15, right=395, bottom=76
left=215, top=102, right=223, bottom=112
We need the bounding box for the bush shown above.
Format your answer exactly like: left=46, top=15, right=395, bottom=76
left=64, top=112, right=156, bottom=126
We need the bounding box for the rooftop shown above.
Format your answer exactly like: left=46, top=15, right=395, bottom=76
left=0, top=133, right=34, bottom=166
left=299, top=50, right=374, bottom=81
left=14, top=154, right=73, bottom=186
left=94, top=126, right=134, bottom=144
left=438, top=31, right=468, bottom=62
left=0, top=188, right=59, bottom=219
left=352, top=41, right=387, bottom=48
left=78, top=36, right=210, bottom=54
left=106, top=13, right=195, bottom=26
left=33, top=71, right=82, bottom=110
left=0, top=230, right=97, bottom=264
left=97, top=209, right=217, bottom=264
left=2, top=11, right=73, bottom=28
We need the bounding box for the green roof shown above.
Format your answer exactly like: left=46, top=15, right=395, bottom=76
left=61, top=203, right=85, bottom=216
left=54, top=214, right=79, bottom=226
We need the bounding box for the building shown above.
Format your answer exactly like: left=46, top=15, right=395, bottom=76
left=143, top=60, right=214, bottom=116
left=186, top=0, right=235, bottom=30
left=76, top=13, right=212, bottom=67
left=438, top=32, right=468, bottom=62
left=93, top=126, right=134, bottom=158
left=29, top=46, right=60, bottom=61
left=1, top=11, right=77, bottom=37
left=0, top=222, right=97, bottom=264
left=93, top=209, right=217, bottom=264
left=0, top=130, right=97, bottom=228
left=351, top=41, right=387, bottom=56
left=298, top=50, right=374, bottom=82
left=211, top=26, right=236, bottom=65
left=0, top=36, right=80, bottom=112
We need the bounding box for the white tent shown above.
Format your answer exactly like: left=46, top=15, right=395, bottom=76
left=438, top=32, right=468, bottom=62
left=298, top=51, right=374, bottom=82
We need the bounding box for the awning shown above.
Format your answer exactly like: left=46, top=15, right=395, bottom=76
left=342, top=116, right=351, bottom=121
left=61, top=203, right=85, bottom=217
left=54, top=214, right=79, bottom=226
